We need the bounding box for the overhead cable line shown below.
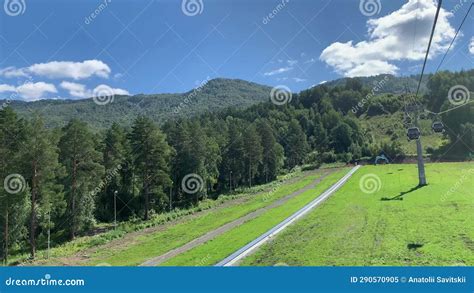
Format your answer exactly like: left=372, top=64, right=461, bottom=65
left=415, top=0, right=443, bottom=98
left=435, top=2, right=474, bottom=73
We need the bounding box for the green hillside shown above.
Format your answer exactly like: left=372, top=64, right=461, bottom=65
left=322, top=74, right=427, bottom=95
left=6, top=78, right=272, bottom=130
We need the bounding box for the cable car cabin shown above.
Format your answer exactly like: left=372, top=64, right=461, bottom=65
left=432, top=121, right=444, bottom=133
left=407, top=127, right=421, bottom=140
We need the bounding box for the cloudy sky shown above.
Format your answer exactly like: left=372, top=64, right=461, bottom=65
left=0, top=0, right=473, bottom=101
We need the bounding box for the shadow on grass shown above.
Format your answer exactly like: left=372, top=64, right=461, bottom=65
left=407, top=243, right=424, bottom=250
left=380, top=184, right=427, bottom=201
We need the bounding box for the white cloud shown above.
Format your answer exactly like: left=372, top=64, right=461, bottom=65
left=345, top=60, right=398, bottom=77
left=0, top=84, right=16, bottom=92
left=29, top=60, right=111, bottom=79
left=264, top=67, right=293, bottom=76
left=293, top=77, right=306, bottom=83
left=60, top=81, right=129, bottom=99
left=320, top=0, right=455, bottom=77
left=319, top=80, right=327, bottom=85
left=470, top=37, right=474, bottom=55
left=113, top=73, right=124, bottom=80
left=16, top=82, right=57, bottom=101
left=287, top=59, right=298, bottom=66
left=93, top=84, right=129, bottom=96
left=0, top=60, right=111, bottom=80
left=0, top=67, right=29, bottom=78
left=60, top=81, right=89, bottom=98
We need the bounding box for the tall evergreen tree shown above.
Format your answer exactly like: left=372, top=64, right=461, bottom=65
left=130, top=116, right=173, bottom=219
left=221, top=118, right=246, bottom=190
left=97, top=123, right=130, bottom=221
left=59, top=119, right=103, bottom=240
left=22, top=115, right=64, bottom=258
left=0, top=107, right=29, bottom=264
left=242, top=124, right=263, bottom=187
left=284, top=119, right=309, bottom=168
left=257, top=120, right=284, bottom=183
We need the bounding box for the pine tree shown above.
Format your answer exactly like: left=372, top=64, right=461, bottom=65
left=243, top=123, right=263, bottom=187
left=221, top=118, right=246, bottom=190
left=0, top=107, right=29, bottom=264
left=257, top=120, right=284, bottom=183
left=284, top=119, right=309, bottom=168
left=58, top=119, right=103, bottom=240
left=21, top=115, right=64, bottom=258
left=130, top=117, right=173, bottom=220
left=97, top=123, right=129, bottom=222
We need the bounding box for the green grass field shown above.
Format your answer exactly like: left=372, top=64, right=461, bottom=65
left=241, top=162, right=474, bottom=266
left=161, top=168, right=350, bottom=266
left=78, top=168, right=339, bottom=266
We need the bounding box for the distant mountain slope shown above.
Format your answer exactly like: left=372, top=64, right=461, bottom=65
left=7, top=78, right=273, bottom=130
left=5, top=74, right=430, bottom=130
left=322, top=74, right=427, bottom=94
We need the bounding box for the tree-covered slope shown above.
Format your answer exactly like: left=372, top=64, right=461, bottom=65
left=6, top=78, right=273, bottom=130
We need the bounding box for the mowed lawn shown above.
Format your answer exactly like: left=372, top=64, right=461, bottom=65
left=83, top=169, right=334, bottom=266
left=242, top=162, right=474, bottom=266
left=161, top=168, right=350, bottom=266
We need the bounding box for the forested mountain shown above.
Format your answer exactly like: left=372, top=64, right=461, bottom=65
left=2, top=74, right=435, bottom=130
left=321, top=73, right=427, bottom=95
left=5, top=78, right=273, bottom=130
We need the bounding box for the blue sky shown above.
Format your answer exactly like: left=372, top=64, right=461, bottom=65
left=0, top=0, right=473, bottom=101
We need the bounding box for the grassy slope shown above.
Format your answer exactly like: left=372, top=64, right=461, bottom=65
left=20, top=169, right=311, bottom=265
left=82, top=169, right=331, bottom=266
left=161, top=168, right=350, bottom=266
left=242, top=162, right=474, bottom=266
left=361, top=113, right=447, bottom=155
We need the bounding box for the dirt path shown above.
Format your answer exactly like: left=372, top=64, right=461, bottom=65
left=31, top=169, right=329, bottom=266
left=140, top=170, right=334, bottom=266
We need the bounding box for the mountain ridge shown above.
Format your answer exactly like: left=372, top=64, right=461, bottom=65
left=3, top=74, right=427, bottom=129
